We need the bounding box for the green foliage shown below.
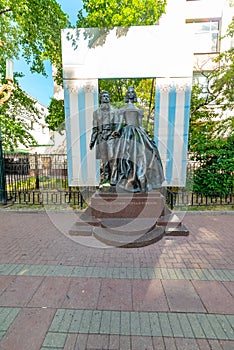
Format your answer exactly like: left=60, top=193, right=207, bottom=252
left=137, top=78, right=156, bottom=135
left=186, top=14, right=234, bottom=195
left=189, top=84, right=219, bottom=154
left=0, top=0, right=70, bottom=80
left=0, top=80, right=41, bottom=151
left=99, top=78, right=142, bottom=104
left=77, top=0, right=166, bottom=28
left=189, top=84, right=234, bottom=195
left=46, top=98, right=65, bottom=132
left=212, top=21, right=234, bottom=109
left=0, top=0, right=70, bottom=150
left=99, top=78, right=156, bottom=135
left=189, top=19, right=234, bottom=195
left=192, top=134, right=234, bottom=195
left=0, top=0, right=166, bottom=146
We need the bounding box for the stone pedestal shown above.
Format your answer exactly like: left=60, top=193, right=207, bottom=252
left=91, top=191, right=165, bottom=219
left=69, top=190, right=189, bottom=247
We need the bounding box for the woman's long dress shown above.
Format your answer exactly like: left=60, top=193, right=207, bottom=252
left=110, top=103, right=165, bottom=192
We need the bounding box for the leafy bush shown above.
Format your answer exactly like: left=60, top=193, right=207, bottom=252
left=192, top=134, right=234, bottom=195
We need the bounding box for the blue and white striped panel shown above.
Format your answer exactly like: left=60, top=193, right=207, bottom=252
left=154, top=78, right=192, bottom=187
left=64, top=80, right=100, bottom=186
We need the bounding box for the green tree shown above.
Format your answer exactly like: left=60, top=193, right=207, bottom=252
left=77, top=0, right=166, bottom=28
left=99, top=78, right=142, bottom=106
left=212, top=21, right=234, bottom=109
left=188, top=16, right=234, bottom=195
left=189, top=83, right=234, bottom=195
left=0, top=0, right=70, bottom=80
left=192, top=134, right=234, bottom=195
left=99, top=78, right=155, bottom=136
left=0, top=0, right=70, bottom=149
left=0, top=78, right=42, bottom=151
left=45, top=98, right=65, bottom=133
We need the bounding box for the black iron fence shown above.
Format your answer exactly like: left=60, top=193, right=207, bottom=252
left=1, top=153, right=233, bottom=208
left=3, top=153, right=96, bottom=207
left=7, top=190, right=84, bottom=207
left=4, top=153, right=68, bottom=191
left=166, top=189, right=233, bottom=210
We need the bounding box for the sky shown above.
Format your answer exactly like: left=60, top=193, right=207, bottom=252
left=14, top=0, right=83, bottom=107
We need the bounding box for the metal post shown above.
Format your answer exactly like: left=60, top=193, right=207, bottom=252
left=35, top=153, right=39, bottom=190
left=0, top=127, right=7, bottom=204
left=0, top=42, right=14, bottom=204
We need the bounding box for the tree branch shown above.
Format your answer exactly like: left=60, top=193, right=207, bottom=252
left=0, top=8, right=12, bottom=15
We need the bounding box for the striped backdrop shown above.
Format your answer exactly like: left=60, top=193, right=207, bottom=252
left=64, top=78, right=192, bottom=187
left=154, top=78, right=192, bottom=187
left=64, top=79, right=100, bottom=186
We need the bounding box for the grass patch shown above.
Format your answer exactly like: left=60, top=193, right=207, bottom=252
left=1, top=203, right=85, bottom=211
left=174, top=205, right=234, bottom=211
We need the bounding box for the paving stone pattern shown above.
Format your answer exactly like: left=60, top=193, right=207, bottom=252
left=0, top=212, right=233, bottom=349
left=0, top=308, right=20, bottom=341
left=0, top=263, right=234, bottom=281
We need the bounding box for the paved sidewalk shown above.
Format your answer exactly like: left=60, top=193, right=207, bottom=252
left=0, top=210, right=233, bottom=350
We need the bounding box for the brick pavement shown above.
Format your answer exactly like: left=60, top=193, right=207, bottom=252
left=0, top=210, right=233, bottom=349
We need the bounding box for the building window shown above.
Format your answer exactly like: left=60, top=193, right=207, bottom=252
left=187, top=19, right=220, bottom=53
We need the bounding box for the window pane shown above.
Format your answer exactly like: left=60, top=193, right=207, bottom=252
left=211, top=22, right=219, bottom=30
left=200, top=23, right=210, bottom=31
left=187, top=20, right=219, bottom=53
left=212, top=33, right=219, bottom=51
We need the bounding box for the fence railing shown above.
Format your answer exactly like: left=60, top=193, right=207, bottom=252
left=2, top=153, right=233, bottom=209
left=6, top=190, right=84, bottom=207
left=166, top=189, right=233, bottom=210
left=1, top=187, right=97, bottom=208
left=4, top=153, right=68, bottom=192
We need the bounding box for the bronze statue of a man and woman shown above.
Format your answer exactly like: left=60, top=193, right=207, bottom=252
left=90, top=86, right=164, bottom=193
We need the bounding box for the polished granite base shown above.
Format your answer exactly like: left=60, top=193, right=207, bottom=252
left=69, top=190, right=189, bottom=247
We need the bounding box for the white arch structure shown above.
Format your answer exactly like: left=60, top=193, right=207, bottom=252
left=61, top=0, right=194, bottom=187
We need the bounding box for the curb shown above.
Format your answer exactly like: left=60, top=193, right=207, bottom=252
left=0, top=208, right=233, bottom=215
